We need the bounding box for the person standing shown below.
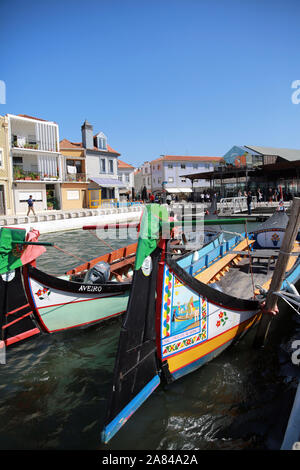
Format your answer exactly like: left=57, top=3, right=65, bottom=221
left=27, top=195, right=36, bottom=216
left=247, top=191, right=252, bottom=215
left=257, top=188, right=263, bottom=206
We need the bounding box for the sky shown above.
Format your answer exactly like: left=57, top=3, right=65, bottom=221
left=1, top=0, right=300, bottom=167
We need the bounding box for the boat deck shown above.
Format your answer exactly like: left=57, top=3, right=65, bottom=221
left=217, top=257, right=273, bottom=300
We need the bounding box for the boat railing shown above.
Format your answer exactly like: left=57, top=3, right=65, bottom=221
left=186, top=234, right=244, bottom=277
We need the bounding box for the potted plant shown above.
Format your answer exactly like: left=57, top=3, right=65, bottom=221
left=47, top=201, right=53, bottom=210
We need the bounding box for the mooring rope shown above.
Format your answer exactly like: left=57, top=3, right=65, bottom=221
left=87, top=229, right=114, bottom=251
left=53, top=245, right=88, bottom=263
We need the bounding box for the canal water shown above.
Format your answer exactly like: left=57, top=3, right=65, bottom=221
left=0, top=225, right=299, bottom=450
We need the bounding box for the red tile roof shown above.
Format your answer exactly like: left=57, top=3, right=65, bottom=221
left=60, top=139, right=83, bottom=149
left=118, top=159, right=134, bottom=169
left=151, top=155, right=223, bottom=164
left=59, top=138, right=120, bottom=155
left=17, top=114, right=50, bottom=122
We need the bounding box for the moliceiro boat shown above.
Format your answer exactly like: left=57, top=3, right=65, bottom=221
left=101, top=203, right=300, bottom=443
left=0, top=204, right=217, bottom=348
left=0, top=227, right=136, bottom=347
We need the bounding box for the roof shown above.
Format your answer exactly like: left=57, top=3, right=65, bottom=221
left=118, top=159, right=134, bottom=169
left=60, top=139, right=83, bottom=149
left=59, top=138, right=120, bottom=155
left=245, top=145, right=300, bottom=162
left=17, top=114, right=48, bottom=122
left=151, top=155, right=223, bottom=164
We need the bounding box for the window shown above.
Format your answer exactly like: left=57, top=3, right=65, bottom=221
left=168, top=177, right=174, bottom=183
left=193, top=164, right=198, bottom=169
left=98, top=136, right=107, bottom=150
left=181, top=164, right=186, bottom=169
left=126, top=174, right=130, bottom=182
left=158, top=178, right=162, bottom=184
left=100, top=158, right=106, bottom=173
left=168, top=164, right=173, bottom=169
left=118, top=175, right=123, bottom=181
left=13, top=156, right=23, bottom=166
left=109, top=160, right=114, bottom=174
left=157, top=165, right=160, bottom=170
left=0, top=149, right=3, bottom=168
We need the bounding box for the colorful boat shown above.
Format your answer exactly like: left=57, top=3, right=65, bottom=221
left=101, top=203, right=300, bottom=443
left=0, top=203, right=220, bottom=348
left=0, top=226, right=136, bottom=347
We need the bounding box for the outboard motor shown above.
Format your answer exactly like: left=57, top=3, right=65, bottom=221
left=84, top=262, right=110, bottom=285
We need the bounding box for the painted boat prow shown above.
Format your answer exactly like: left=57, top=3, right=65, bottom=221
left=101, top=205, right=170, bottom=443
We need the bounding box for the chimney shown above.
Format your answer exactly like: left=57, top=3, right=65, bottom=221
left=81, top=120, right=93, bottom=149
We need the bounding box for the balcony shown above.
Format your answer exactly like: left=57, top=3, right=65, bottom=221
left=63, top=172, right=87, bottom=183
left=13, top=167, right=60, bottom=182
left=12, top=137, right=40, bottom=150
left=12, top=137, right=58, bottom=153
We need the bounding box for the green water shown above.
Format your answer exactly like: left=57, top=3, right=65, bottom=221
left=0, top=225, right=298, bottom=450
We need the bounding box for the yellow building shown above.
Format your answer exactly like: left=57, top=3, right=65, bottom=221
left=59, top=139, right=89, bottom=210
left=0, top=115, right=14, bottom=215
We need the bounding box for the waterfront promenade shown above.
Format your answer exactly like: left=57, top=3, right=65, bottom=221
left=0, top=205, right=144, bottom=234
left=0, top=200, right=291, bottom=234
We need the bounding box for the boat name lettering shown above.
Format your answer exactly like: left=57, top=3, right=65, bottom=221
left=78, top=285, right=103, bottom=293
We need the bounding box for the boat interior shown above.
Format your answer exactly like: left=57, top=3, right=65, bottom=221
left=175, top=232, right=300, bottom=301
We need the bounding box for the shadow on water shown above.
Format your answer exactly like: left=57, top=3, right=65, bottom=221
left=0, top=227, right=299, bottom=449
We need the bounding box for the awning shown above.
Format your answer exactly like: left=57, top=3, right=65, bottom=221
left=166, top=187, right=193, bottom=193
left=89, top=177, right=125, bottom=188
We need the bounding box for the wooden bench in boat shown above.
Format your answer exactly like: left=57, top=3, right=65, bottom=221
left=232, top=248, right=300, bottom=274
left=194, top=238, right=255, bottom=284
left=254, top=241, right=300, bottom=295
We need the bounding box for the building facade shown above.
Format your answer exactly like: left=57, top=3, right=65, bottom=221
left=59, top=139, right=89, bottom=210
left=151, top=155, right=222, bottom=196
left=81, top=120, right=124, bottom=205
left=0, top=115, right=13, bottom=215
left=134, top=161, right=152, bottom=198
left=60, top=121, right=125, bottom=207
left=7, top=114, right=62, bottom=213
left=187, top=145, right=300, bottom=199
left=118, top=159, right=135, bottom=199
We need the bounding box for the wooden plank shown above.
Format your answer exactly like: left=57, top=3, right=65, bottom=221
left=195, top=238, right=254, bottom=284
left=254, top=241, right=300, bottom=295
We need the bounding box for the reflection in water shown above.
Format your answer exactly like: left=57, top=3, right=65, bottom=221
left=0, top=227, right=298, bottom=450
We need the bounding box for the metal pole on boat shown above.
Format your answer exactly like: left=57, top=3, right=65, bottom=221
left=253, top=197, right=300, bottom=348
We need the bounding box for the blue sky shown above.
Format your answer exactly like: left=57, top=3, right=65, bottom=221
left=1, top=0, right=300, bottom=167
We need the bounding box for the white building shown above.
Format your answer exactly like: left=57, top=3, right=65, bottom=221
left=118, top=159, right=135, bottom=199
left=150, top=155, right=223, bottom=197
left=7, top=113, right=62, bottom=213
left=81, top=120, right=124, bottom=202
left=133, top=161, right=152, bottom=198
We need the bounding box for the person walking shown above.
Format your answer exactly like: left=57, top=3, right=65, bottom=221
left=27, top=195, right=36, bottom=216
left=247, top=191, right=252, bottom=215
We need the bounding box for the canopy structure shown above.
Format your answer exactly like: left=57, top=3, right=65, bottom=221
left=89, top=177, right=125, bottom=188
